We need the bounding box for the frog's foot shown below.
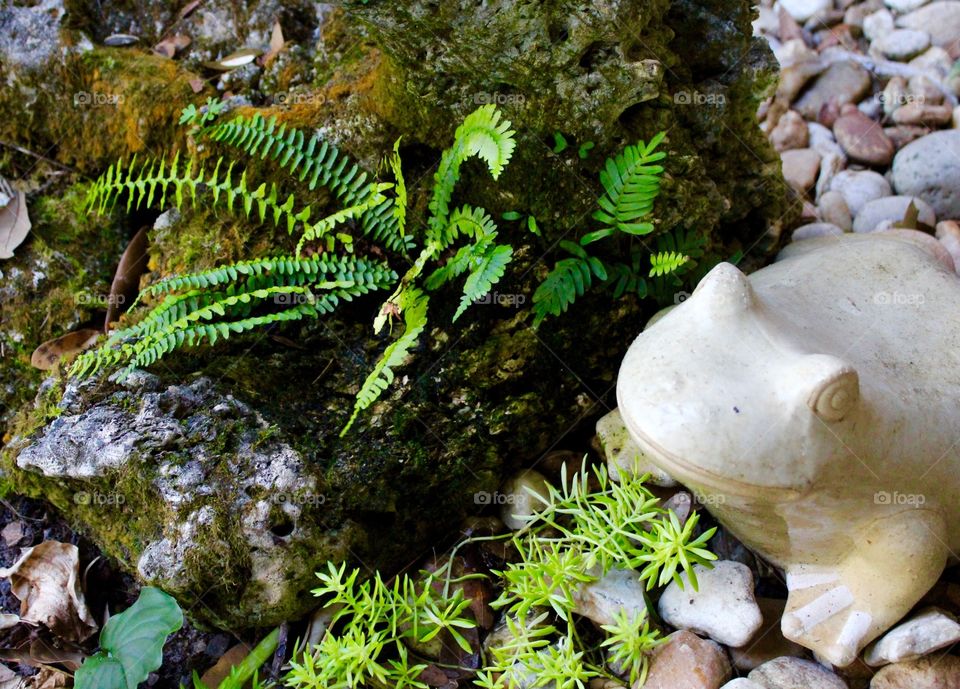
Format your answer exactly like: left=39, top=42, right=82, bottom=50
left=781, top=509, right=948, bottom=667
left=782, top=566, right=872, bottom=666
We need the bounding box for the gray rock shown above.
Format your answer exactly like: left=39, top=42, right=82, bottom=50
left=721, top=681, right=765, bottom=689
left=818, top=191, right=853, bottom=230
left=748, top=657, right=847, bottom=689
left=864, top=9, right=896, bottom=41
left=886, top=0, right=932, bottom=11
left=830, top=169, right=893, bottom=216
left=853, top=194, right=937, bottom=231
left=0, top=0, right=67, bottom=72
left=13, top=377, right=328, bottom=628
left=792, top=222, right=845, bottom=241
left=781, top=148, right=822, bottom=193
left=897, top=1, right=960, bottom=49
left=658, top=561, right=763, bottom=647
left=780, top=0, right=832, bottom=21
left=795, top=61, right=873, bottom=119
left=863, top=607, right=960, bottom=666
left=873, top=29, right=932, bottom=60
left=573, top=567, right=647, bottom=627
left=892, top=130, right=960, bottom=219
left=870, top=655, right=960, bottom=688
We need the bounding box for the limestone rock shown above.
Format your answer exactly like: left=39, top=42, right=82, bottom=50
left=863, top=607, right=960, bottom=666
left=637, top=631, right=731, bottom=689
left=748, top=657, right=847, bottom=689
left=892, top=131, right=960, bottom=218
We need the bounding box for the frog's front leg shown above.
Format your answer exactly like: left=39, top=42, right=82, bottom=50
left=781, top=508, right=947, bottom=667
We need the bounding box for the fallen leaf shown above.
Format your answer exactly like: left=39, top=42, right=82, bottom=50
left=263, top=20, right=285, bottom=63
left=154, top=34, right=191, bottom=59
left=103, top=34, right=139, bottom=47
left=24, top=667, right=68, bottom=688
left=0, top=179, right=31, bottom=260
left=105, top=226, right=149, bottom=332
left=26, top=636, right=85, bottom=672
left=1, top=522, right=23, bottom=547
left=202, top=48, right=262, bottom=71
left=177, top=0, right=202, bottom=20
left=30, top=329, right=100, bottom=371
left=893, top=200, right=920, bottom=230
left=199, top=642, right=250, bottom=688
left=0, top=542, right=98, bottom=643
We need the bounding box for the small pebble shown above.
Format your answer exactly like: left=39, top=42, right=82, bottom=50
left=936, top=219, right=960, bottom=268
left=886, top=0, right=932, bottom=11
left=792, top=222, right=845, bottom=241
left=892, top=102, right=954, bottom=125
left=573, top=567, right=647, bottom=627
left=498, top=469, right=550, bottom=530
left=884, top=125, right=933, bottom=150
left=872, top=28, right=931, bottom=60
left=830, top=169, right=892, bottom=216
left=781, top=148, right=822, bottom=193
left=720, top=682, right=764, bottom=689
left=748, top=657, right=847, bottom=689
left=863, top=8, right=895, bottom=40
left=795, top=61, right=872, bottom=119
left=881, top=76, right=909, bottom=116
left=780, top=0, right=832, bottom=22
left=864, top=607, right=960, bottom=666
left=870, top=654, right=960, bottom=688
left=853, top=194, right=937, bottom=232
left=640, top=631, right=732, bottom=689
left=907, top=73, right=944, bottom=105
left=818, top=190, right=853, bottom=230
left=770, top=111, right=810, bottom=151
left=892, top=130, right=960, bottom=218
left=659, top=562, right=763, bottom=647
left=896, top=0, right=960, bottom=50
left=833, top=108, right=895, bottom=165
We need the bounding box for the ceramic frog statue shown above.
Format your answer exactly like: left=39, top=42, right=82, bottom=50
left=616, top=230, right=960, bottom=666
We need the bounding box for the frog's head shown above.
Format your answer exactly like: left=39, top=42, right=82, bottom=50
left=617, top=263, right=860, bottom=502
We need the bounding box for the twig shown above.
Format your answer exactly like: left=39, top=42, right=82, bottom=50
left=0, top=140, right=79, bottom=174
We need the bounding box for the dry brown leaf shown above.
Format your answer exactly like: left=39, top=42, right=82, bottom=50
left=154, top=34, right=192, bottom=58
left=0, top=542, right=98, bottom=643
left=263, top=20, right=285, bottom=63
left=177, top=0, right=202, bottom=20
left=0, top=182, right=31, bottom=260
left=24, top=667, right=67, bottom=689
left=200, top=642, right=250, bottom=688
left=30, top=329, right=100, bottom=372
left=1, top=522, right=23, bottom=547
left=105, top=226, right=149, bottom=332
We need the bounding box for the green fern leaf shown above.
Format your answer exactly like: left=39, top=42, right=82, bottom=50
left=453, top=244, right=513, bottom=321
left=341, top=288, right=429, bottom=436
left=649, top=251, right=689, bottom=277
left=592, top=132, right=666, bottom=236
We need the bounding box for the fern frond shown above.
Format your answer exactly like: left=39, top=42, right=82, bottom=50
left=532, top=242, right=607, bottom=328
left=427, top=105, right=515, bottom=239
left=341, top=288, right=429, bottom=436
left=593, top=132, right=666, bottom=236
left=71, top=254, right=397, bottom=380
left=296, top=183, right=393, bottom=256
left=453, top=244, right=513, bottom=321
left=389, top=138, right=407, bottom=239
left=649, top=251, right=689, bottom=277
left=205, top=113, right=409, bottom=251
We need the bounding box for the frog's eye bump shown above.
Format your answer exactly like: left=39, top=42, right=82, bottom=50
left=692, top=262, right=755, bottom=315
left=809, top=365, right=860, bottom=422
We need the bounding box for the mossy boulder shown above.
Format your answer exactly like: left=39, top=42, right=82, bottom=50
left=0, top=0, right=793, bottom=630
